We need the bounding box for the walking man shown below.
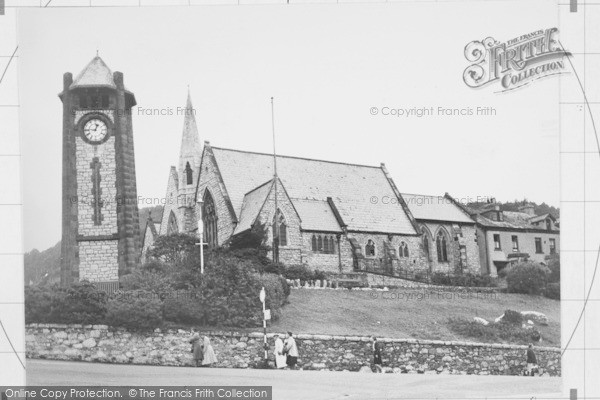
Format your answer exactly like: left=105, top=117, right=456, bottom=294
left=526, top=343, right=538, bottom=376
left=372, top=337, right=383, bottom=373
left=284, top=332, right=299, bottom=370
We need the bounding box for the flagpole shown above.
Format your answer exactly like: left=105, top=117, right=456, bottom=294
left=271, top=97, right=279, bottom=264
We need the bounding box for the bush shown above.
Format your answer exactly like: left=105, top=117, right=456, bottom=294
left=120, top=264, right=175, bottom=295
left=448, top=317, right=542, bottom=345
left=502, top=309, right=523, bottom=324
left=25, top=282, right=107, bottom=324
left=430, top=272, right=497, bottom=287
left=162, top=293, right=204, bottom=325
left=547, top=255, right=560, bottom=283
left=506, top=262, right=550, bottom=295
left=254, top=273, right=290, bottom=321
left=282, top=265, right=326, bottom=283
left=545, top=282, right=560, bottom=300
left=497, top=265, right=512, bottom=279
left=104, top=293, right=163, bottom=331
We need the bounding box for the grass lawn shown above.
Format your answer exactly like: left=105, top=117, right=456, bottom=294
left=270, top=288, right=560, bottom=347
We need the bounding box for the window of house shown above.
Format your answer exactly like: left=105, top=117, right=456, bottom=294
left=549, top=238, right=556, bottom=254
left=546, top=219, right=552, bottom=231
left=436, top=231, right=448, bottom=262
left=535, top=237, right=543, bottom=253
left=399, top=241, right=409, bottom=258
left=493, top=234, right=501, bottom=250
left=511, top=235, right=519, bottom=252
left=365, top=239, right=376, bottom=257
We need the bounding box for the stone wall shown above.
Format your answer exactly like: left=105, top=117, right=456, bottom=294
left=26, top=324, right=560, bottom=376
left=78, top=240, right=119, bottom=282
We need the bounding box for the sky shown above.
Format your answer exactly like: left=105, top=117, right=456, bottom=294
left=17, top=1, right=560, bottom=251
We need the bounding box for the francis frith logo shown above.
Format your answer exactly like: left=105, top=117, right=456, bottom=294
left=463, top=28, right=570, bottom=91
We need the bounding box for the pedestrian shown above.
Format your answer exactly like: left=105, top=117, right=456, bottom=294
left=283, top=331, right=299, bottom=370
left=372, top=336, right=383, bottom=373
left=273, top=334, right=286, bottom=369
left=202, top=336, right=218, bottom=367
left=189, top=331, right=203, bottom=367
left=526, top=343, right=538, bottom=376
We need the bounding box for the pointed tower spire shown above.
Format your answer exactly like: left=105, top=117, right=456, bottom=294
left=177, top=89, right=202, bottom=209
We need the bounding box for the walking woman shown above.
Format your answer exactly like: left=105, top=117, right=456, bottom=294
left=202, top=336, right=218, bottom=367
left=189, top=332, right=203, bottom=367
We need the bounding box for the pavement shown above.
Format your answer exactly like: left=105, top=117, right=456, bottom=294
left=27, top=360, right=563, bottom=400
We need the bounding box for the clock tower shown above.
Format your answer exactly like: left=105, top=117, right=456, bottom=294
left=59, top=56, right=141, bottom=289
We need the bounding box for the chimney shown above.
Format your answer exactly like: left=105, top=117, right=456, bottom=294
left=518, top=203, right=535, bottom=216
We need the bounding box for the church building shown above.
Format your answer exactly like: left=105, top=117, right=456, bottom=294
left=145, top=93, right=483, bottom=277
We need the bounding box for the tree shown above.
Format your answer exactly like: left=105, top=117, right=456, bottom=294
left=147, top=233, right=198, bottom=265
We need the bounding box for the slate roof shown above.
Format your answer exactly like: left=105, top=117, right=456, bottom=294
left=401, top=193, right=474, bottom=224
left=209, top=146, right=417, bottom=234
left=234, top=180, right=274, bottom=235
left=466, top=206, right=559, bottom=231
left=70, top=56, right=116, bottom=89
left=294, top=199, right=342, bottom=233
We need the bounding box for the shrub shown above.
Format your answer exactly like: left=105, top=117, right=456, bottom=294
left=147, top=233, right=199, bottom=265
left=545, top=282, right=560, bottom=300
left=283, top=265, right=314, bottom=283
left=502, top=309, right=523, bottom=324
left=506, top=262, right=550, bottom=295
left=497, top=266, right=512, bottom=279
left=162, top=293, right=204, bottom=325
left=430, top=272, right=497, bottom=287
left=104, top=293, right=163, bottom=331
left=547, top=255, right=560, bottom=283
left=120, top=265, right=175, bottom=295
left=254, top=273, right=290, bottom=321
left=25, top=282, right=107, bottom=324
left=448, top=317, right=542, bottom=345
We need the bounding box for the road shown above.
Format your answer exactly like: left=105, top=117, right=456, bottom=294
left=27, top=360, right=562, bottom=400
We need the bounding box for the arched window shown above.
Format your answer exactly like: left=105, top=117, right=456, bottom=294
left=365, top=239, right=376, bottom=257
left=330, top=236, right=337, bottom=254
left=167, top=210, right=178, bottom=235
left=421, top=226, right=432, bottom=261
left=274, top=212, right=287, bottom=247
left=323, top=236, right=330, bottom=253
left=202, top=190, right=218, bottom=249
left=317, top=236, right=323, bottom=252
left=185, top=162, right=193, bottom=185
left=311, top=235, right=317, bottom=251
left=399, top=242, right=409, bottom=258
left=436, top=230, right=449, bottom=262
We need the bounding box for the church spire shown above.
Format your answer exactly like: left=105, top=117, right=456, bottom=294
left=178, top=89, right=202, bottom=189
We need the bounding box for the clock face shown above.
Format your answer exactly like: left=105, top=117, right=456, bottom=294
left=83, top=119, right=108, bottom=143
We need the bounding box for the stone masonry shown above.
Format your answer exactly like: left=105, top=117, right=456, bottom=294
left=26, top=324, right=560, bottom=376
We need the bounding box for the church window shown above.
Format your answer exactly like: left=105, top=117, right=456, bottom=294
left=436, top=230, right=448, bottom=262
left=323, top=236, right=330, bottom=253
left=399, top=241, right=409, bottom=258
left=317, top=236, right=323, bottom=252
left=311, top=235, right=317, bottom=251
left=311, top=234, right=337, bottom=254
left=167, top=210, right=178, bottom=234
left=90, top=157, right=104, bottom=225
left=185, top=162, right=193, bottom=185
left=421, top=226, right=432, bottom=261
left=273, top=212, right=287, bottom=247
left=365, top=239, right=376, bottom=257
left=203, top=190, right=218, bottom=249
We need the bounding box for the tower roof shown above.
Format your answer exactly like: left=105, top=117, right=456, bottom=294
left=178, top=90, right=202, bottom=172
left=70, top=56, right=116, bottom=89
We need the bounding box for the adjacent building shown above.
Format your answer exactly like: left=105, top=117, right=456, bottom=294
left=464, top=203, right=560, bottom=276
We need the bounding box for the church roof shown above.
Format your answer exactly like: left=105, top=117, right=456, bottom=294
left=209, top=146, right=417, bottom=235
left=294, top=199, right=342, bottom=232
left=401, top=193, right=474, bottom=224
left=234, top=180, right=274, bottom=235
left=70, top=56, right=116, bottom=89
